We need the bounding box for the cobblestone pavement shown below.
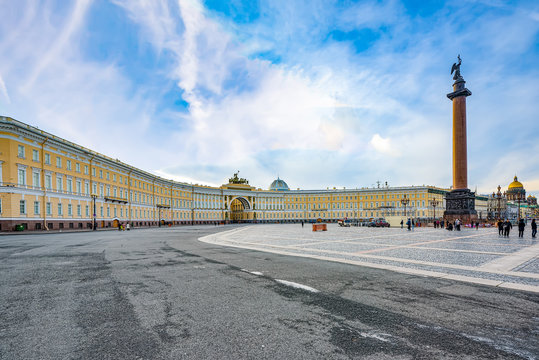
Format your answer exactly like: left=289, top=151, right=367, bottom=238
left=200, top=224, right=539, bottom=292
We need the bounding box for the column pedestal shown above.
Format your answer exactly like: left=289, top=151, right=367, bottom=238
left=444, top=189, right=477, bottom=224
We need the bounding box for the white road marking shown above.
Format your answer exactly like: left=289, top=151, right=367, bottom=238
left=241, top=269, right=263, bottom=276
left=275, top=279, right=320, bottom=293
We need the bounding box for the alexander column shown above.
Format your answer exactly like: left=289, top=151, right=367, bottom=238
left=444, top=55, right=477, bottom=223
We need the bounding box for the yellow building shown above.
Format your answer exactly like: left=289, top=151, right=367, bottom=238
left=1, top=117, right=452, bottom=231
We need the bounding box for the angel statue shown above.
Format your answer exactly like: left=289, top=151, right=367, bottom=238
left=451, top=55, right=462, bottom=80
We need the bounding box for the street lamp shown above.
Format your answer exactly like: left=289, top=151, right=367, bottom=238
left=91, top=194, right=97, bottom=231
left=400, top=195, right=410, bottom=217
left=516, top=192, right=525, bottom=221
left=429, top=198, right=439, bottom=223
left=493, top=185, right=505, bottom=220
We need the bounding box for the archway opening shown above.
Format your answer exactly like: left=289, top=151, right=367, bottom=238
left=230, top=198, right=246, bottom=222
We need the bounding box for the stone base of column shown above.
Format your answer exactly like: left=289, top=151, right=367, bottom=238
left=444, top=188, right=477, bottom=225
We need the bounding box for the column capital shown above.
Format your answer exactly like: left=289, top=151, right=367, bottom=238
left=447, top=77, right=472, bottom=100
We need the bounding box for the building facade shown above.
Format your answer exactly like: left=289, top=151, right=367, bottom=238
left=1, top=117, right=459, bottom=231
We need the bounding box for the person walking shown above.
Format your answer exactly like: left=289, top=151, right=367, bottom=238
left=406, top=218, right=411, bottom=231
left=301, top=220, right=304, bottom=228
left=531, top=219, right=537, bottom=238
left=400, top=219, right=404, bottom=229
left=497, top=220, right=503, bottom=236
left=475, top=221, right=479, bottom=230
left=411, top=219, right=415, bottom=231
left=503, top=220, right=512, bottom=237
left=440, top=220, right=444, bottom=229
left=518, top=219, right=525, bottom=238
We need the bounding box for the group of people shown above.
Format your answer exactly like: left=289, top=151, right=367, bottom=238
left=497, top=218, right=537, bottom=238
left=446, top=219, right=462, bottom=231
left=401, top=218, right=415, bottom=231
left=117, top=223, right=130, bottom=231
left=399, top=218, right=537, bottom=237
left=433, top=220, right=445, bottom=228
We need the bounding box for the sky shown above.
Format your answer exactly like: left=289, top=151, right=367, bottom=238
left=0, top=0, right=538, bottom=196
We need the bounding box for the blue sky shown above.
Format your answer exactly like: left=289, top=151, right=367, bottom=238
left=0, top=0, right=538, bottom=196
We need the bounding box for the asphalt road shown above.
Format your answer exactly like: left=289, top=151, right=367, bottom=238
left=1, top=226, right=538, bottom=359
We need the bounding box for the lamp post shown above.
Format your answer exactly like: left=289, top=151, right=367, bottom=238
left=401, top=195, right=410, bottom=217
left=493, top=185, right=505, bottom=220
left=429, top=198, right=440, bottom=223
left=516, top=192, right=525, bottom=222
left=91, top=194, right=97, bottom=231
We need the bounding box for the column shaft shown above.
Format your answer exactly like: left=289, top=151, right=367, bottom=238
left=452, top=96, right=468, bottom=190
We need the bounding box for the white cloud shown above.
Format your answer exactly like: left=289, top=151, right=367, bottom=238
left=369, top=134, right=393, bottom=155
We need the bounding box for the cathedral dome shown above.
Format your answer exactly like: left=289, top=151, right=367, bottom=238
left=508, top=176, right=523, bottom=190
left=269, top=177, right=289, bottom=191
left=506, top=175, right=525, bottom=201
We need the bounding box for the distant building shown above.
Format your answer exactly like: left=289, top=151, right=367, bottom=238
left=0, top=116, right=475, bottom=231
left=504, top=176, right=537, bottom=221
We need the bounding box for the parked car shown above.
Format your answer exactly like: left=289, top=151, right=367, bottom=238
left=368, top=219, right=390, bottom=227
left=375, top=219, right=390, bottom=227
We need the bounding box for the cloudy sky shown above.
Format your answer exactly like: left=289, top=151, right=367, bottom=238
left=0, top=0, right=537, bottom=195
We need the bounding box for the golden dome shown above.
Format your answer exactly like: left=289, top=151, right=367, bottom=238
left=508, top=176, right=523, bottom=189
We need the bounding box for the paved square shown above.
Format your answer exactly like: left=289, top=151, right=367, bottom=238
left=200, top=224, right=539, bottom=292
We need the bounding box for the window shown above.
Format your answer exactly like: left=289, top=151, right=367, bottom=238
left=34, top=201, right=39, bottom=214
left=66, top=178, right=72, bottom=193
left=32, top=172, right=40, bottom=188
left=76, top=163, right=80, bottom=172
left=0, top=199, right=2, bottom=213
left=58, top=203, right=62, bottom=215
left=113, top=174, right=116, bottom=182
left=20, top=200, right=26, bottom=214
left=77, top=204, right=81, bottom=216
left=44, top=153, right=51, bottom=165
left=76, top=181, right=81, bottom=194
left=92, top=168, right=96, bottom=176
left=68, top=204, right=72, bottom=216
left=18, top=168, right=26, bottom=186
left=85, top=183, right=89, bottom=195
left=106, top=172, right=110, bottom=180
left=85, top=205, right=89, bottom=217
left=99, top=170, right=103, bottom=179
left=18, top=145, right=25, bottom=158
left=45, top=174, right=52, bottom=190
left=107, top=207, right=110, bottom=217
left=56, top=157, right=61, bottom=168
left=66, top=160, right=71, bottom=170
left=93, top=183, right=97, bottom=194
left=56, top=177, right=62, bottom=191
left=84, top=165, right=88, bottom=174
left=100, top=206, right=103, bottom=217
left=119, top=176, right=123, bottom=184
left=46, top=202, right=51, bottom=215
left=32, top=149, right=39, bottom=162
